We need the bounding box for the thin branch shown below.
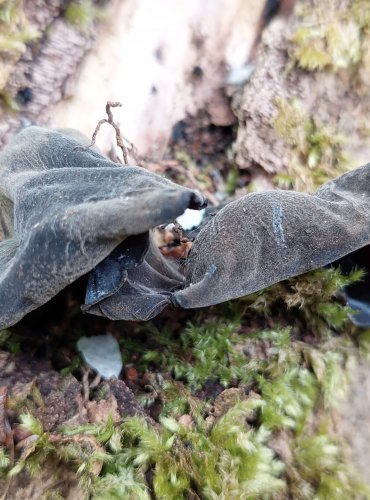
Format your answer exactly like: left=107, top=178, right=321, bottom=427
left=76, top=101, right=140, bottom=165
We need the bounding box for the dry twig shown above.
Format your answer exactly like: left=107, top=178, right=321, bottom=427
left=88, top=101, right=139, bottom=164
left=90, top=101, right=127, bottom=164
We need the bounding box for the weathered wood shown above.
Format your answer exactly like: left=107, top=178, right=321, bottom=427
left=0, top=0, right=95, bottom=149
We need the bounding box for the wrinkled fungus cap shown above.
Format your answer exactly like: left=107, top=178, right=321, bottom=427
left=174, top=167, right=370, bottom=309
left=0, top=126, right=370, bottom=329
left=0, top=127, right=206, bottom=329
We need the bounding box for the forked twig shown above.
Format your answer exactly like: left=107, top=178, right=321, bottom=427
left=90, top=102, right=127, bottom=164
left=79, top=101, right=139, bottom=165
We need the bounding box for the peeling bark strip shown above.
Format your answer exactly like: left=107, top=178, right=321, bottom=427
left=0, top=126, right=369, bottom=327
left=0, top=0, right=97, bottom=149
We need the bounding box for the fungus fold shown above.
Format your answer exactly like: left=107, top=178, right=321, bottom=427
left=0, top=126, right=369, bottom=328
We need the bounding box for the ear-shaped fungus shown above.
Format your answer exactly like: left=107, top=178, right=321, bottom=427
left=173, top=165, right=370, bottom=310
left=82, top=232, right=186, bottom=321
left=0, top=127, right=206, bottom=329
left=0, top=126, right=369, bottom=329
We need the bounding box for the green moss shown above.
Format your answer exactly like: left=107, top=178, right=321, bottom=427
left=87, top=317, right=366, bottom=497
left=288, top=0, right=370, bottom=103
left=273, top=97, right=349, bottom=192
left=3, top=266, right=367, bottom=497
left=0, top=448, right=10, bottom=473
left=159, top=321, right=250, bottom=389
left=61, top=415, right=117, bottom=446
left=290, top=428, right=369, bottom=499
left=92, top=404, right=285, bottom=499
left=120, top=321, right=249, bottom=390
left=225, top=167, right=240, bottom=195
left=6, top=313, right=368, bottom=498
left=0, top=0, right=39, bottom=90
left=289, top=5, right=362, bottom=72
left=59, top=355, right=82, bottom=376
left=290, top=20, right=361, bottom=72
left=280, top=1, right=370, bottom=189
left=173, top=150, right=214, bottom=192
left=257, top=367, right=317, bottom=432
left=97, top=271, right=366, bottom=496
left=0, top=89, right=19, bottom=112
left=0, top=0, right=38, bottom=51
left=64, top=1, right=104, bottom=32
left=242, top=267, right=363, bottom=339
left=351, top=0, right=370, bottom=28
left=0, top=328, right=20, bottom=353
left=5, top=412, right=112, bottom=493
left=357, top=328, right=370, bottom=356
left=93, top=468, right=150, bottom=500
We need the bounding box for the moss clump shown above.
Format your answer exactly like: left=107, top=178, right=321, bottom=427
left=289, top=3, right=362, bottom=72
left=141, top=321, right=251, bottom=390
left=1, top=267, right=368, bottom=498
left=289, top=428, right=367, bottom=499
left=290, top=20, right=361, bottom=72
left=172, top=150, right=215, bottom=193
left=0, top=328, right=20, bottom=353
left=64, top=0, right=101, bottom=31
left=273, top=97, right=349, bottom=191
left=224, top=166, right=240, bottom=195
left=288, top=0, right=370, bottom=97
left=0, top=0, right=38, bottom=90
left=0, top=448, right=10, bottom=473
left=271, top=2, right=370, bottom=195
left=98, top=405, right=285, bottom=499
left=92, top=267, right=365, bottom=497
left=6, top=413, right=111, bottom=493
left=79, top=314, right=367, bottom=498
left=245, top=266, right=364, bottom=338
left=351, top=0, right=370, bottom=29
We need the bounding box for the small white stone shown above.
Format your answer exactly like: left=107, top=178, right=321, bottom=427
left=177, top=208, right=204, bottom=230
left=226, top=63, right=255, bottom=86
left=77, top=334, right=123, bottom=379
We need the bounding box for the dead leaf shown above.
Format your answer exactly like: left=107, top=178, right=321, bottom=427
left=86, top=394, right=120, bottom=424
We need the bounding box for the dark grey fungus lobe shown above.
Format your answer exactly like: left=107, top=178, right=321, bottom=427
left=174, top=167, right=370, bottom=310
left=0, top=127, right=206, bottom=329
left=0, top=126, right=370, bottom=329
